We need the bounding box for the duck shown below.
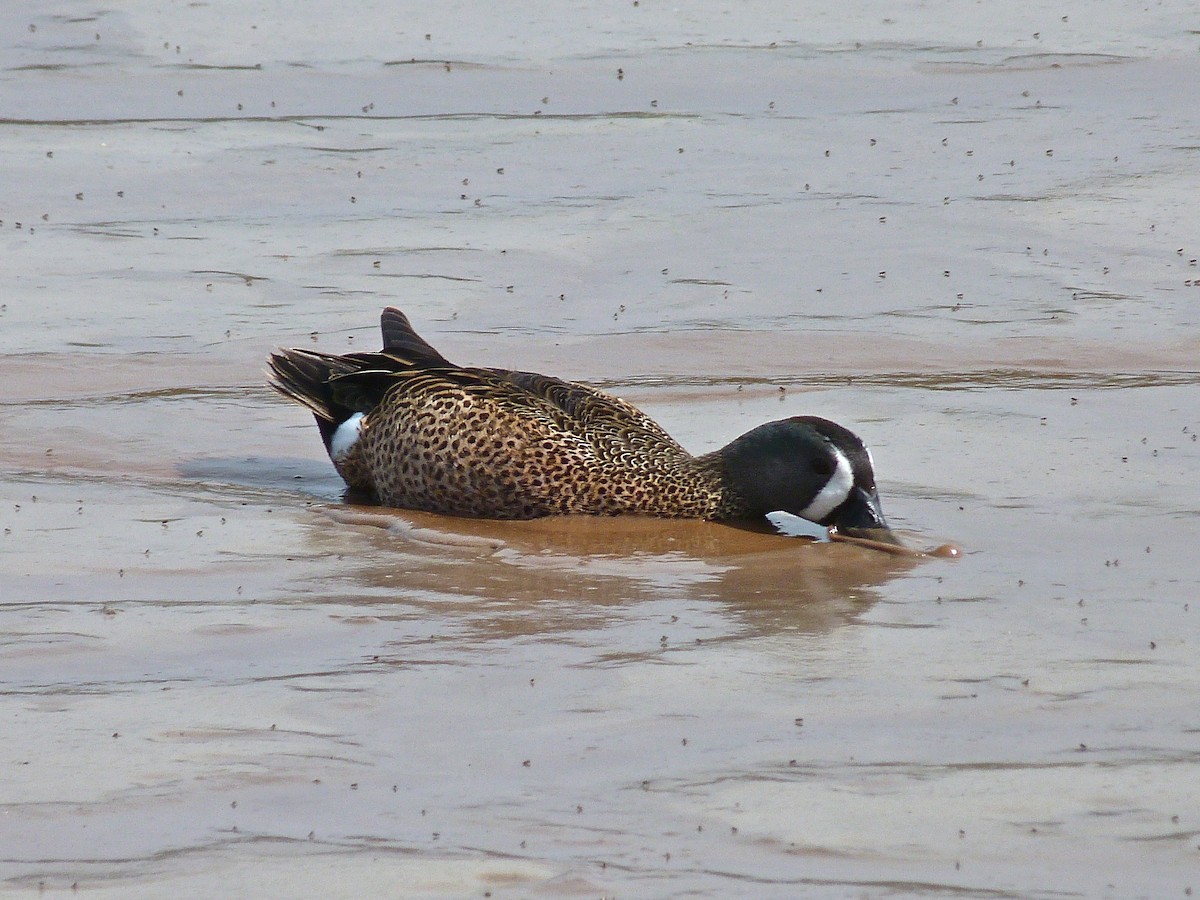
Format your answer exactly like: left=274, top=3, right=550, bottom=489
left=267, top=307, right=897, bottom=541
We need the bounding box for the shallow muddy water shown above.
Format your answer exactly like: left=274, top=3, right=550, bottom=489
left=2, top=2, right=1199, bottom=897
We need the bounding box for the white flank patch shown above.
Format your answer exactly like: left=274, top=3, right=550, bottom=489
left=330, top=412, right=365, bottom=460
left=798, top=447, right=854, bottom=523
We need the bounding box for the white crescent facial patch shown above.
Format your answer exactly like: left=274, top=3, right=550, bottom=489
left=798, top=446, right=854, bottom=523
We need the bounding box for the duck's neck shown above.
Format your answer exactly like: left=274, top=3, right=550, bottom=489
left=685, top=449, right=754, bottom=520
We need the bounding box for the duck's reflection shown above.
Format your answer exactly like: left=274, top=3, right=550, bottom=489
left=301, top=503, right=917, bottom=639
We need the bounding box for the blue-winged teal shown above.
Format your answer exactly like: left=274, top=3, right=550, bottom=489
left=268, top=308, right=896, bottom=539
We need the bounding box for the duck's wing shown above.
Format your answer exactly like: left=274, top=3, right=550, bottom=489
left=379, top=307, right=452, bottom=365
left=485, top=369, right=689, bottom=461
left=268, top=347, right=395, bottom=421
left=280, top=309, right=448, bottom=414
left=310, top=307, right=689, bottom=462
left=269, top=309, right=447, bottom=417
left=325, top=360, right=689, bottom=464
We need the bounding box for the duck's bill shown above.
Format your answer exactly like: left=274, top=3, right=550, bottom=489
left=765, top=510, right=832, bottom=541
left=832, top=487, right=902, bottom=546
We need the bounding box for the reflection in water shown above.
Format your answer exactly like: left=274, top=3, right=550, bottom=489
left=179, top=456, right=347, bottom=499
left=305, top=503, right=916, bottom=640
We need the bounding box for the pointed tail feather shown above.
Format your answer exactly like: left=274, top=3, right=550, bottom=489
left=268, top=348, right=375, bottom=452
left=269, top=310, right=448, bottom=453
left=266, top=348, right=351, bottom=422
left=268, top=344, right=426, bottom=450
left=380, top=307, right=452, bottom=365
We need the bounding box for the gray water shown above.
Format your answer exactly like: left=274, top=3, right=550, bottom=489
left=2, top=2, right=1199, bottom=897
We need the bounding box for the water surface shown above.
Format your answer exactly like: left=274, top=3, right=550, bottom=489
left=3, top=2, right=1199, bottom=897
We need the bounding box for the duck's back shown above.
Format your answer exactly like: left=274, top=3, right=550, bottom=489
left=354, top=363, right=724, bottom=518
left=270, top=309, right=729, bottom=519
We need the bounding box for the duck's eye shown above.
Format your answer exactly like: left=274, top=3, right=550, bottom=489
left=811, top=456, right=834, bottom=477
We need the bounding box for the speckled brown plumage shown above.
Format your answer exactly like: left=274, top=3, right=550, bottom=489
left=268, top=308, right=896, bottom=537
left=268, top=309, right=745, bottom=519
left=357, top=369, right=741, bottom=518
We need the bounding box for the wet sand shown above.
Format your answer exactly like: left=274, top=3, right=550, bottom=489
left=3, top=2, right=1199, bottom=897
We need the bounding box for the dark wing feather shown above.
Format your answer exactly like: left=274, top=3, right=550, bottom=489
left=326, top=366, right=409, bottom=414
left=379, top=307, right=452, bottom=365
left=269, top=310, right=452, bottom=451
left=273, top=308, right=690, bottom=466
left=267, top=347, right=428, bottom=418
left=474, top=367, right=692, bottom=464
left=327, top=362, right=689, bottom=463
left=267, top=348, right=368, bottom=421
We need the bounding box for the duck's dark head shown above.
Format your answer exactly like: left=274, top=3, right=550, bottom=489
left=721, top=416, right=899, bottom=544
